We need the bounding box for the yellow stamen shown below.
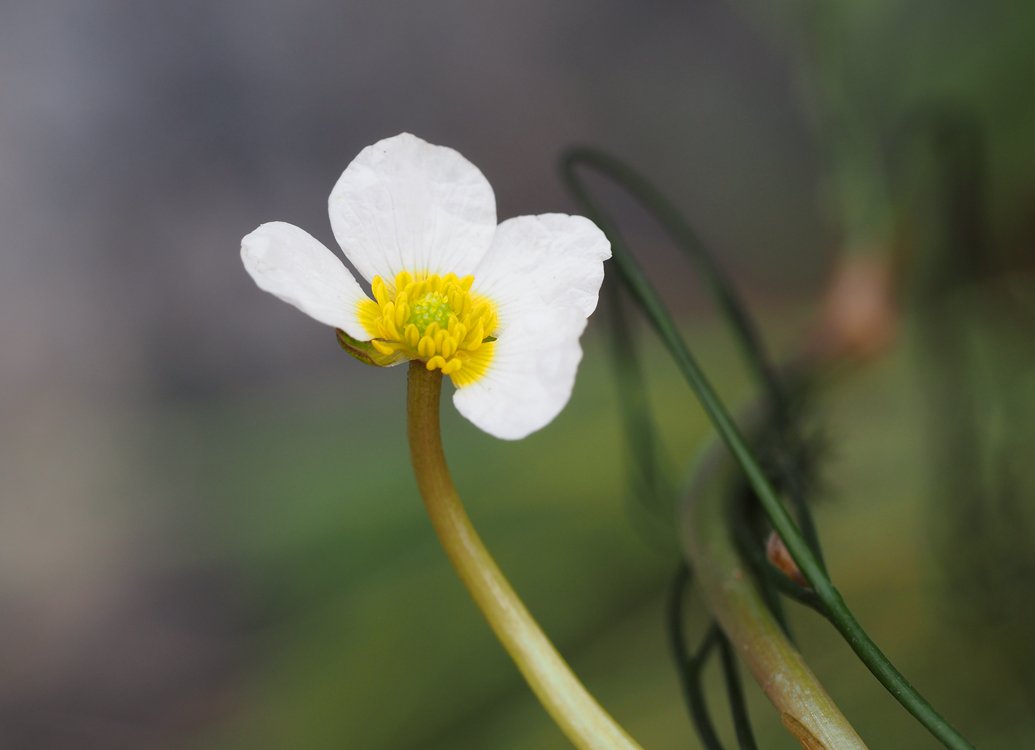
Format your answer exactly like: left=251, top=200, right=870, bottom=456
left=358, top=272, right=498, bottom=386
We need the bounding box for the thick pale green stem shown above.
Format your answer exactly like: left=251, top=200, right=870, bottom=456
left=406, top=362, right=643, bottom=750
left=681, top=425, right=868, bottom=750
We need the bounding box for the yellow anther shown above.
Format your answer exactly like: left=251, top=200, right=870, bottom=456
left=371, top=339, right=395, bottom=356
left=404, top=324, right=420, bottom=348
left=395, top=271, right=413, bottom=291
left=372, top=277, right=387, bottom=306
left=464, top=322, right=484, bottom=349
left=356, top=271, right=498, bottom=386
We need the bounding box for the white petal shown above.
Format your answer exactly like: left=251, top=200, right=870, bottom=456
left=453, top=214, right=611, bottom=440
left=241, top=221, right=370, bottom=340
left=328, top=133, right=497, bottom=284
left=471, top=214, right=611, bottom=325
left=452, top=316, right=588, bottom=440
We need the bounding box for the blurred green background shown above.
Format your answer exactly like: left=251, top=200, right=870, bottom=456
left=1, top=1, right=1033, bottom=748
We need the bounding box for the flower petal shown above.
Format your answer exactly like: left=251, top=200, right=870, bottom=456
left=470, top=214, right=611, bottom=325
left=329, top=133, right=497, bottom=284
left=241, top=221, right=370, bottom=340
left=453, top=214, right=611, bottom=439
left=452, top=317, right=588, bottom=440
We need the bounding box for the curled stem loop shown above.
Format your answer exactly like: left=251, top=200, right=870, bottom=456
left=562, top=148, right=975, bottom=750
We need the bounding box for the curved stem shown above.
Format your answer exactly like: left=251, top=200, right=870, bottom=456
left=406, top=362, right=643, bottom=750
left=667, top=566, right=725, bottom=750
left=561, top=149, right=785, bottom=413
left=562, top=153, right=975, bottom=750
left=715, top=629, right=759, bottom=750
left=683, top=420, right=868, bottom=750
left=560, top=147, right=825, bottom=570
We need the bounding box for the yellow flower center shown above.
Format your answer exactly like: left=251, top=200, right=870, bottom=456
left=357, top=271, right=498, bottom=386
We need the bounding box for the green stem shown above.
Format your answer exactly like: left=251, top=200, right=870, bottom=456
left=562, top=153, right=974, bottom=750
left=669, top=565, right=761, bottom=750
left=715, top=628, right=759, bottom=750
left=682, top=426, right=867, bottom=750
left=561, top=149, right=785, bottom=411
left=560, top=147, right=825, bottom=570
left=605, top=278, right=674, bottom=516
left=406, top=362, right=643, bottom=750
left=667, top=566, right=725, bottom=750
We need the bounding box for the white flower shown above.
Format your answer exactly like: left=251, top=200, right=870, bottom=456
left=241, top=133, right=610, bottom=440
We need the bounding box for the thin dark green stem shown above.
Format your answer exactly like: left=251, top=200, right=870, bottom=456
left=667, top=565, right=725, bottom=750
left=670, top=563, right=765, bottom=750
left=731, top=501, right=824, bottom=616
left=559, top=147, right=825, bottom=571
left=728, top=486, right=796, bottom=637
left=606, top=277, right=674, bottom=517
left=561, top=149, right=785, bottom=412
left=683, top=411, right=867, bottom=749
left=563, top=152, right=974, bottom=750
left=716, top=632, right=758, bottom=750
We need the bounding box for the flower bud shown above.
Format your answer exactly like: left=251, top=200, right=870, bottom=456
left=766, top=530, right=809, bottom=588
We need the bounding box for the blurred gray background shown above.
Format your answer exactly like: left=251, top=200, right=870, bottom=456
left=3, top=1, right=1031, bottom=748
